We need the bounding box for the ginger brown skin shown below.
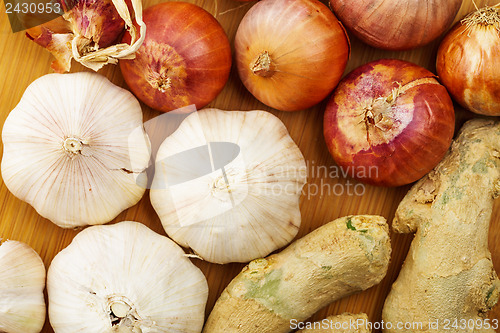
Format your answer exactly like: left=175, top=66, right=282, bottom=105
left=203, top=215, right=391, bottom=333
left=382, top=119, right=500, bottom=333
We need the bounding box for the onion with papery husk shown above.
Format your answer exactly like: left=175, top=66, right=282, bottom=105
left=437, top=4, right=500, bottom=116
left=329, top=0, right=462, bottom=50
left=324, top=59, right=455, bottom=187
left=26, top=0, right=145, bottom=73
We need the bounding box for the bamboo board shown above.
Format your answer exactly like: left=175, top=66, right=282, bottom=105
left=0, top=0, right=499, bottom=332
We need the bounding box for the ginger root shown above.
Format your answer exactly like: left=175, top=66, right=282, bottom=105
left=382, top=119, right=500, bottom=332
left=203, top=215, right=391, bottom=333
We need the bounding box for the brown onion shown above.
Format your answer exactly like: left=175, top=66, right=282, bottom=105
left=120, top=2, right=232, bottom=113
left=437, top=5, right=500, bottom=116
left=324, top=59, right=455, bottom=187
left=234, top=0, right=349, bottom=112
left=26, top=0, right=145, bottom=73
left=329, top=0, right=462, bottom=50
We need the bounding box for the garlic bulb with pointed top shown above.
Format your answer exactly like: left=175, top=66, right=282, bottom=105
left=150, top=109, right=307, bottom=264
left=1, top=72, right=151, bottom=228
left=47, top=221, right=209, bottom=333
left=0, top=240, right=46, bottom=333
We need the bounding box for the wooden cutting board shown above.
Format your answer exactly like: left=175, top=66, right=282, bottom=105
left=1, top=0, right=499, bottom=332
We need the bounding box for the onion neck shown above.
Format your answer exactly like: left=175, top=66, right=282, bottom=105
left=363, top=84, right=403, bottom=134
left=148, top=71, right=172, bottom=93
left=75, top=36, right=99, bottom=56
left=155, top=76, right=172, bottom=92
left=364, top=100, right=395, bottom=134
left=364, top=76, right=439, bottom=131
left=362, top=84, right=406, bottom=146
left=462, top=6, right=500, bottom=29
left=251, top=51, right=275, bottom=78
left=141, top=41, right=187, bottom=95
left=362, top=77, right=439, bottom=146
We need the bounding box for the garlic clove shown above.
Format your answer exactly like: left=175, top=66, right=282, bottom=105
left=47, top=221, right=208, bottom=333
left=0, top=240, right=46, bottom=333
left=1, top=72, right=151, bottom=228
left=150, top=109, right=307, bottom=264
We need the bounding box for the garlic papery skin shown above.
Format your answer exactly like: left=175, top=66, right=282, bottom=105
left=47, top=221, right=209, bottom=333
left=0, top=240, right=46, bottom=333
left=150, top=109, right=307, bottom=264
left=1, top=72, right=151, bottom=228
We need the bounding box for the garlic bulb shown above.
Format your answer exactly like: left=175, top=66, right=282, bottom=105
left=1, top=72, right=150, bottom=228
left=150, top=109, right=307, bottom=264
left=0, top=240, right=46, bottom=333
left=47, top=221, right=208, bottom=333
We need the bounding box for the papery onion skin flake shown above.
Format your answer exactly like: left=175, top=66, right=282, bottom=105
left=26, top=0, right=144, bottom=73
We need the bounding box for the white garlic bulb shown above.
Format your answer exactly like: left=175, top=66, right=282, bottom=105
left=0, top=240, right=46, bottom=333
left=1, top=72, right=150, bottom=228
left=47, top=221, right=208, bottom=333
left=150, top=109, right=307, bottom=264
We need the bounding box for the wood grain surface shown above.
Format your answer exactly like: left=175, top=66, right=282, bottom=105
left=0, top=0, right=499, bottom=332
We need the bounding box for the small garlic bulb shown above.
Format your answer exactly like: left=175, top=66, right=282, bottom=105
left=1, top=72, right=150, bottom=228
left=0, top=240, right=46, bottom=333
left=150, top=109, right=307, bottom=264
left=47, top=221, right=208, bottom=333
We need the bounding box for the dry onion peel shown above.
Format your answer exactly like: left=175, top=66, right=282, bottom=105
left=72, top=0, right=146, bottom=71
left=27, top=0, right=146, bottom=73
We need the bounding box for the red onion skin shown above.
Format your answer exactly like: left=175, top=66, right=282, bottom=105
left=437, top=20, right=500, bottom=116
left=26, top=16, right=69, bottom=45
left=329, top=0, right=462, bottom=51
left=324, top=59, right=455, bottom=187
left=64, top=0, right=125, bottom=48
left=120, top=2, right=232, bottom=113
left=26, top=0, right=125, bottom=72
left=235, top=0, right=349, bottom=111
